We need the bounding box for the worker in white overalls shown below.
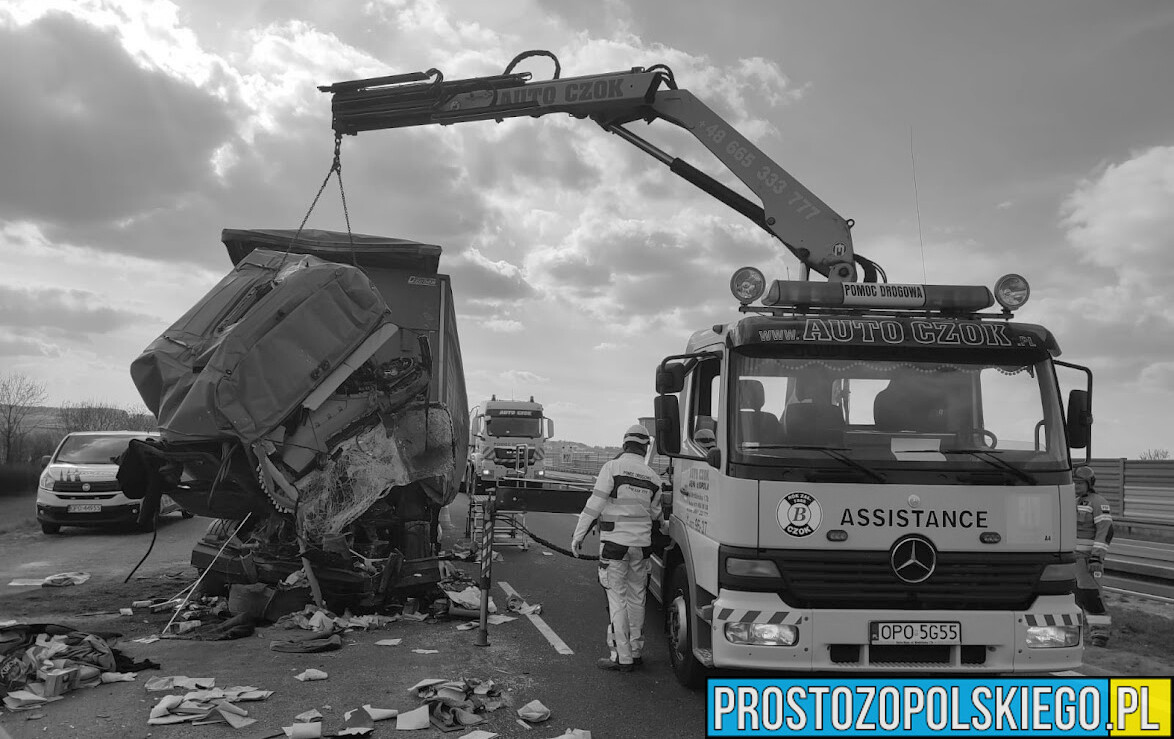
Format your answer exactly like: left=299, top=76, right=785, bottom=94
left=571, top=425, right=665, bottom=671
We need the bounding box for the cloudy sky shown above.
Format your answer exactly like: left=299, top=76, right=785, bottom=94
left=1, top=0, right=1172, bottom=455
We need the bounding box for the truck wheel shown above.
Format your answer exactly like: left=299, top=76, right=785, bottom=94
left=667, top=565, right=706, bottom=688
left=40, top=522, right=61, bottom=535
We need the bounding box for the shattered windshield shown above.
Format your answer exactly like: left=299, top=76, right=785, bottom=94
left=729, top=347, right=1067, bottom=478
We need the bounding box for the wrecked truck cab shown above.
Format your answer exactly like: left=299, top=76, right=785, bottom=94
left=118, top=228, right=468, bottom=612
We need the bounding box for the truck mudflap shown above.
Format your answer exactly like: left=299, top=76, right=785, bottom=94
left=708, top=590, right=1083, bottom=673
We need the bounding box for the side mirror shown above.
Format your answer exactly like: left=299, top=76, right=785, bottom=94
left=1066, top=389, right=1091, bottom=449
left=545, top=418, right=554, bottom=439
left=706, top=447, right=721, bottom=469
left=654, top=395, right=681, bottom=455
left=655, top=363, right=687, bottom=394
left=40, top=455, right=51, bottom=469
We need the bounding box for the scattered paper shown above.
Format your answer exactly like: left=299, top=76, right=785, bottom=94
left=456, top=621, right=477, bottom=631
left=541, top=551, right=553, bottom=556
left=42, top=572, right=92, bottom=587
left=132, top=636, right=161, bottom=644
left=395, top=704, right=431, bottom=730
left=341, top=707, right=375, bottom=735
left=294, top=669, right=328, bottom=682
left=376, top=638, right=402, bottom=646
left=145, top=676, right=215, bottom=691
left=409, top=678, right=449, bottom=693
left=517, top=700, right=551, bottom=722
left=546, top=731, right=591, bottom=739
left=283, top=721, right=322, bottom=738
left=412, top=649, right=439, bottom=655
left=99, top=672, right=136, bottom=683
left=486, top=615, right=516, bottom=625
left=295, top=709, right=323, bottom=722
left=517, top=719, right=533, bottom=730
left=459, top=731, right=499, bottom=739
left=363, top=704, right=399, bottom=721
left=8, top=578, right=48, bottom=586
left=119, top=608, right=134, bottom=616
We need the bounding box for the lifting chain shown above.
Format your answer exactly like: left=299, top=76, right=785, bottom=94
left=282, top=131, right=357, bottom=266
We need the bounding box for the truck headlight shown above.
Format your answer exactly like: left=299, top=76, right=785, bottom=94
left=1025, top=625, right=1080, bottom=648
left=724, top=622, right=798, bottom=646
left=725, top=558, right=781, bottom=578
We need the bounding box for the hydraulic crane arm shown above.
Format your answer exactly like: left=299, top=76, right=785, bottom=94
left=319, top=54, right=875, bottom=282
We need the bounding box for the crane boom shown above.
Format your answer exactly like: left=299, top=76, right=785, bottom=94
left=320, top=56, right=870, bottom=282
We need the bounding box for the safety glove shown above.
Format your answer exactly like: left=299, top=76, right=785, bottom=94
left=1089, top=560, right=1104, bottom=579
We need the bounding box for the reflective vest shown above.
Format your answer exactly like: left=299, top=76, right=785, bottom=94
left=1076, top=490, right=1113, bottom=561
left=574, top=453, right=663, bottom=548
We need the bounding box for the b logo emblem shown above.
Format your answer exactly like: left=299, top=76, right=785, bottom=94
left=777, top=492, right=822, bottom=537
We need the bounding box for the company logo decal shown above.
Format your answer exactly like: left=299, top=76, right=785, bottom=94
left=777, top=492, right=822, bottom=538
left=890, top=535, right=937, bottom=584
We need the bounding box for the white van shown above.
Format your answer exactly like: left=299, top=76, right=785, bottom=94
left=36, top=431, right=191, bottom=534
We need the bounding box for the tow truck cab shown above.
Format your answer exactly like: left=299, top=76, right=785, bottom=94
left=650, top=271, right=1094, bottom=681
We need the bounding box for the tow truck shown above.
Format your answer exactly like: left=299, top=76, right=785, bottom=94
left=319, top=51, right=1095, bottom=680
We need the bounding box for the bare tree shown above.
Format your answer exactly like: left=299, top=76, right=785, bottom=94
left=0, top=372, right=48, bottom=464
left=1139, top=448, right=1171, bottom=460
left=124, top=404, right=158, bottom=432
left=59, top=400, right=129, bottom=433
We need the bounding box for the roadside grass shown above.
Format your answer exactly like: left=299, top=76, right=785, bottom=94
left=1083, top=602, right=1174, bottom=675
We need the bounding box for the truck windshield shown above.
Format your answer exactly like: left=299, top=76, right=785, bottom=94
left=53, top=435, right=149, bottom=465
left=486, top=417, right=543, bottom=438
left=729, top=348, right=1067, bottom=477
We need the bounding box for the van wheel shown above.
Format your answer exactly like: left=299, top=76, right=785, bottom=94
left=40, top=522, right=61, bottom=535
left=667, top=566, right=706, bottom=688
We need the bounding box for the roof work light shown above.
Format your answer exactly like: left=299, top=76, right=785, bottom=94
left=730, top=267, right=766, bottom=304
left=994, top=273, right=1031, bottom=310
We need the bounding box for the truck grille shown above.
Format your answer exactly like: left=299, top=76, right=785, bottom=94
left=774, top=551, right=1048, bottom=611
left=54, top=480, right=121, bottom=493
left=493, top=447, right=537, bottom=469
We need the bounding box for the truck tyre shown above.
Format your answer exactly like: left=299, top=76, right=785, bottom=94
left=667, top=565, right=706, bottom=688
left=40, top=522, right=61, bottom=535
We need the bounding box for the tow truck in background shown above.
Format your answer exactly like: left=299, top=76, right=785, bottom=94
left=318, top=51, right=1095, bottom=680
left=466, top=395, right=555, bottom=495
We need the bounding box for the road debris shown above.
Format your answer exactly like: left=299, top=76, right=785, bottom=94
left=362, top=704, right=398, bottom=721
left=7, top=572, right=91, bottom=587
left=458, top=731, right=498, bottom=739
left=517, top=699, right=551, bottom=722
left=295, top=709, right=323, bottom=721
left=145, top=676, right=215, bottom=691
left=396, top=705, right=431, bottom=730
left=406, top=677, right=507, bottom=730
left=147, top=686, right=270, bottom=729
left=411, top=649, right=439, bottom=654
left=271, top=632, right=343, bottom=653
left=294, top=668, right=329, bottom=682
left=375, top=638, right=402, bottom=646
left=282, top=721, right=322, bottom=738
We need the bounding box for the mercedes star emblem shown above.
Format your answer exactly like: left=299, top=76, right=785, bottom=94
left=890, top=535, right=937, bottom=584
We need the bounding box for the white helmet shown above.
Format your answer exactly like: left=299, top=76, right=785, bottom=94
left=623, top=424, right=651, bottom=446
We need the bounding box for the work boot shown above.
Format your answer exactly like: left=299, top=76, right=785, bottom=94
left=596, top=658, right=633, bottom=672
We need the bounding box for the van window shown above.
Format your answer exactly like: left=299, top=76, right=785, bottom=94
left=54, top=436, right=150, bottom=465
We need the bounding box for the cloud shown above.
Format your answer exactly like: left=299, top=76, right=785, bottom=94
left=0, top=284, right=153, bottom=340
left=0, top=13, right=236, bottom=229
left=0, top=331, right=64, bottom=359
left=1060, top=145, right=1174, bottom=291
left=502, top=370, right=549, bottom=385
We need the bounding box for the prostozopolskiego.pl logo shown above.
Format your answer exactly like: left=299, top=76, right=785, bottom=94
left=777, top=492, right=822, bottom=537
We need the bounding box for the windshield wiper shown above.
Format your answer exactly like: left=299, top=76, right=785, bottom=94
left=749, top=445, right=887, bottom=483
left=940, top=448, right=1037, bottom=485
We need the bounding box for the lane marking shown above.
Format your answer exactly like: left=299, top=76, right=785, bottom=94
left=1050, top=670, right=1084, bottom=676
left=1104, top=585, right=1174, bottom=605
left=498, top=580, right=574, bottom=655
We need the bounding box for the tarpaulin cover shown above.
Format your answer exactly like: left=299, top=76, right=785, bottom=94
left=131, top=249, right=393, bottom=444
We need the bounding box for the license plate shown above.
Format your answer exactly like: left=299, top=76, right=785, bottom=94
left=870, top=621, right=960, bottom=645
left=66, top=504, right=102, bottom=514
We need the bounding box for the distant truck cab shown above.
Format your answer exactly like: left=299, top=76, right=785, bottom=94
left=651, top=270, right=1094, bottom=683
left=467, top=396, right=555, bottom=495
